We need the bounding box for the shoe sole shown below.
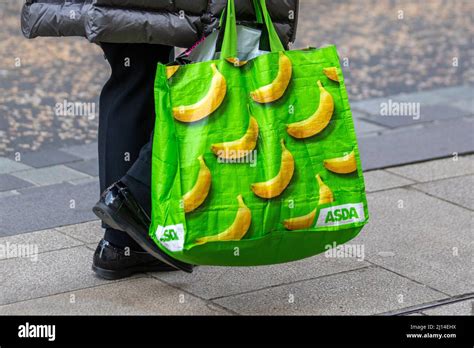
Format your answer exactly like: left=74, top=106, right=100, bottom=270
left=92, top=202, right=193, bottom=273
left=92, top=263, right=176, bottom=281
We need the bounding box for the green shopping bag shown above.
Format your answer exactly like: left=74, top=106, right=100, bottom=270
left=150, top=0, right=369, bottom=266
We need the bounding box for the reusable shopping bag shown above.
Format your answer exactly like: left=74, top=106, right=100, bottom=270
left=149, top=0, right=369, bottom=266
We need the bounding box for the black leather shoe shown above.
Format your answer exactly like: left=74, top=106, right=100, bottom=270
left=92, top=239, right=177, bottom=280
left=92, top=181, right=193, bottom=273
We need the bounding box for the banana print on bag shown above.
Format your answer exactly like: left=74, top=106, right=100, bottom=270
left=324, top=150, right=357, bottom=174
left=166, top=65, right=179, bottom=79
left=211, top=116, right=259, bottom=160
left=195, top=195, right=251, bottom=244
left=250, top=52, right=292, bottom=103
left=283, top=208, right=317, bottom=230
left=287, top=80, right=334, bottom=139
left=316, top=174, right=334, bottom=205
left=251, top=139, right=294, bottom=199
left=323, top=67, right=339, bottom=82
left=173, top=63, right=226, bottom=122
left=182, top=156, right=211, bottom=213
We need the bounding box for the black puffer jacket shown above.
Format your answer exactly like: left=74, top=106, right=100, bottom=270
left=21, top=0, right=299, bottom=48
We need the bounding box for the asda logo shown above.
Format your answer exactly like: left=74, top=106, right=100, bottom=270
left=156, top=224, right=185, bottom=251
left=316, top=203, right=365, bottom=227
left=160, top=229, right=179, bottom=243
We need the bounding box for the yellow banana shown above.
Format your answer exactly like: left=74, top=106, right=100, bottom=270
left=323, top=150, right=357, bottom=174
left=286, top=80, right=334, bottom=139
left=283, top=208, right=317, bottom=230
left=226, top=57, right=248, bottom=67
left=173, top=63, right=226, bottom=122
left=183, top=155, right=211, bottom=213
left=211, top=117, right=259, bottom=159
left=250, top=52, right=292, bottom=103
left=316, top=174, right=334, bottom=205
left=195, top=194, right=251, bottom=244
left=166, top=65, right=179, bottom=79
left=323, top=67, right=339, bottom=82
left=251, top=139, right=294, bottom=199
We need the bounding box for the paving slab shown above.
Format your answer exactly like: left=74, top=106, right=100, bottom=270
left=358, top=118, right=474, bottom=170
left=0, top=228, right=82, bottom=261
left=0, top=173, right=33, bottom=191
left=413, top=175, right=474, bottom=210
left=60, top=142, right=98, bottom=160
left=422, top=299, right=474, bottom=315
left=450, top=98, right=474, bottom=114
left=213, top=266, right=446, bottom=315
left=0, top=181, right=99, bottom=236
left=0, top=246, right=111, bottom=305
left=353, top=117, right=386, bottom=135
left=364, top=104, right=469, bottom=128
left=354, top=188, right=473, bottom=296
left=352, top=86, right=474, bottom=116
left=0, top=190, right=19, bottom=199
left=387, top=155, right=474, bottom=182
left=0, top=158, right=31, bottom=174
left=11, top=165, right=90, bottom=186
left=363, top=170, right=414, bottom=192
left=151, top=254, right=370, bottom=300
left=0, top=277, right=229, bottom=315
left=66, top=158, right=99, bottom=177
left=56, top=220, right=103, bottom=244
left=18, top=148, right=82, bottom=168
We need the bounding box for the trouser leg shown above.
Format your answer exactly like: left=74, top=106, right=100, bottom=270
left=98, top=42, right=173, bottom=249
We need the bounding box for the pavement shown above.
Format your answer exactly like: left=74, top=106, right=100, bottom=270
left=0, top=150, right=472, bottom=315
left=0, top=0, right=473, bottom=315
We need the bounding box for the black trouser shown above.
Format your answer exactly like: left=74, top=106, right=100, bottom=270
left=98, top=43, right=173, bottom=249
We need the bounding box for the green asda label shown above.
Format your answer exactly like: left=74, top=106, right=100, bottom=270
left=316, top=203, right=366, bottom=227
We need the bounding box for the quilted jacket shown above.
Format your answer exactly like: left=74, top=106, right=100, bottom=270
left=21, top=0, right=299, bottom=47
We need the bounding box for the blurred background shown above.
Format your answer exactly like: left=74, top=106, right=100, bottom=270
left=0, top=0, right=472, bottom=155
left=0, top=0, right=472, bottom=316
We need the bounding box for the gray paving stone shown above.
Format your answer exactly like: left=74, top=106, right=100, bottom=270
left=353, top=118, right=386, bottom=135
left=351, top=97, right=388, bottom=115
left=0, top=190, right=19, bottom=199
left=0, top=158, right=31, bottom=174
left=213, top=266, right=446, bottom=315
left=413, top=175, right=474, bottom=210
left=354, top=188, right=473, bottom=296
left=365, top=104, right=469, bottom=128
left=56, top=220, right=103, bottom=244
left=0, top=181, right=99, bottom=236
left=65, top=158, right=98, bottom=176
left=11, top=165, right=90, bottom=186
left=387, top=155, right=474, bottom=182
left=0, top=174, right=33, bottom=191
left=0, top=228, right=82, bottom=261
left=352, top=86, right=473, bottom=117
left=61, top=142, right=98, bottom=160
left=19, top=149, right=82, bottom=168
left=68, top=177, right=99, bottom=186
left=450, top=98, right=473, bottom=114
left=0, top=277, right=229, bottom=315
left=359, top=118, right=474, bottom=171
left=434, top=85, right=474, bottom=101
left=422, top=299, right=474, bottom=315
left=151, top=254, right=369, bottom=300
left=0, top=246, right=110, bottom=305
left=364, top=170, right=415, bottom=192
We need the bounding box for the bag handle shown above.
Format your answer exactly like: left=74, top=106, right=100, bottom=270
left=220, top=0, right=285, bottom=59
